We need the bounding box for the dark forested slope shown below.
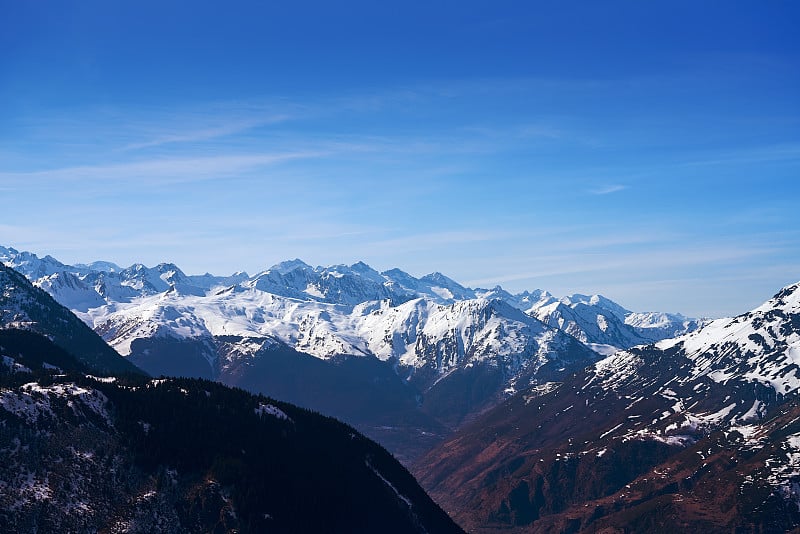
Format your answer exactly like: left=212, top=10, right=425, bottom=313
left=0, top=329, right=463, bottom=533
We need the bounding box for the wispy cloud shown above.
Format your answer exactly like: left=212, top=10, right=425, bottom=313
left=121, top=114, right=292, bottom=151
left=588, top=184, right=627, bottom=195
left=0, top=150, right=330, bottom=189
left=464, top=242, right=779, bottom=288
left=680, top=143, right=800, bottom=168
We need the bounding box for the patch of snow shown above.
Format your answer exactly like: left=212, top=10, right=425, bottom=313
left=86, top=375, right=116, bottom=383
left=586, top=343, right=620, bottom=356
left=600, top=423, right=625, bottom=440
left=0, top=382, right=111, bottom=426
left=739, top=400, right=764, bottom=423
left=367, top=460, right=412, bottom=508
left=255, top=402, right=291, bottom=422
left=524, top=382, right=562, bottom=404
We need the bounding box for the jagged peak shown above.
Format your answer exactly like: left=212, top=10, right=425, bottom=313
left=73, top=260, right=123, bottom=273
left=349, top=260, right=375, bottom=272
left=561, top=293, right=630, bottom=317
left=267, top=258, right=313, bottom=275
left=125, top=263, right=147, bottom=273
left=761, top=280, right=800, bottom=311
left=155, top=262, right=181, bottom=272
left=381, top=267, right=412, bottom=278
left=420, top=271, right=466, bottom=289
left=514, top=288, right=552, bottom=301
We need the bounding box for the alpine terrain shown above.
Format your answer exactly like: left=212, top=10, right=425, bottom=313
left=0, top=262, right=464, bottom=533
left=415, top=280, right=800, bottom=532
left=1, top=246, right=701, bottom=462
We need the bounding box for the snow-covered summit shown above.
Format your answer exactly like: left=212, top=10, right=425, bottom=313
left=577, top=279, right=800, bottom=446
left=268, top=258, right=313, bottom=275
left=561, top=293, right=631, bottom=320
left=2, top=245, right=702, bottom=363
left=524, top=290, right=703, bottom=352
left=0, top=246, right=70, bottom=280
left=72, top=260, right=123, bottom=273
left=652, top=281, right=800, bottom=395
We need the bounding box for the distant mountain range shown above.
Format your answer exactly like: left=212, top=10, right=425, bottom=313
left=1, top=245, right=703, bottom=462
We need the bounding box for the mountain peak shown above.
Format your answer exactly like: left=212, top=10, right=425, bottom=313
left=381, top=267, right=410, bottom=277
left=73, top=260, right=123, bottom=273
left=420, top=272, right=465, bottom=289
left=268, top=258, right=312, bottom=275
left=156, top=262, right=181, bottom=271
left=349, top=260, right=373, bottom=271
left=762, top=280, right=800, bottom=311
left=562, top=293, right=631, bottom=319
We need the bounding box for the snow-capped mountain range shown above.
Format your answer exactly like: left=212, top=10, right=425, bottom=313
left=0, top=244, right=702, bottom=445
left=6, top=243, right=800, bottom=530
left=0, top=245, right=699, bottom=357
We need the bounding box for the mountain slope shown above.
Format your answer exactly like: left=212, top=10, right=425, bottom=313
left=0, top=263, right=142, bottom=376
left=0, top=329, right=464, bottom=533
left=385, top=298, right=598, bottom=427
left=525, top=292, right=703, bottom=353
left=414, top=281, right=800, bottom=532
left=2, top=246, right=701, bottom=462
left=89, top=288, right=599, bottom=431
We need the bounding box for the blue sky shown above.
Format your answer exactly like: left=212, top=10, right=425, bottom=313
left=1, top=1, right=798, bottom=317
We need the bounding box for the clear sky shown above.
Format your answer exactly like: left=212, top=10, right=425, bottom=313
left=1, top=1, right=798, bottom=318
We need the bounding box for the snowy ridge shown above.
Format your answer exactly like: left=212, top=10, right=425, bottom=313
left=0, top=382, right=111, bottom=426
left=656, top=282, right=800, bottom=395
left=582, top=281, right=800, bottom=445
left=2, top=245, right=704, bottom=407
left=526, top=292, right=703, bottom=352
left=0, top=246, right=69, bottom=279
left=2, top=246, right=699, bottom=353
left=359, top=297, right=581, bottom=379
left=34, top=272, right=106, bottom=312
left=625, top=311, right=702, bottom=343
left=90, top=288, right=373, bottom=358
left=88, top=287, right=584, bottom=391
